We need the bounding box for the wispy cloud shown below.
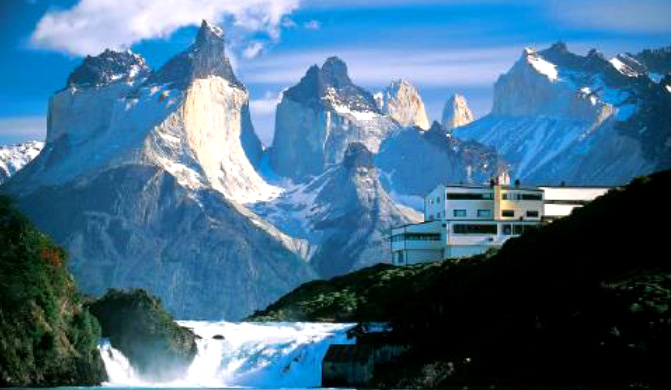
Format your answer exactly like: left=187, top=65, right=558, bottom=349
left=242, top=46, right=527, bottom=87
left=552, top=0, right=671, bottom=34
left=0, top=116, right=46, bottom=143
left=243, top=41, right=266, bottom=59
left=30, top=0, right=300, bottom=56
left=250, top=90, right=284, bottom=115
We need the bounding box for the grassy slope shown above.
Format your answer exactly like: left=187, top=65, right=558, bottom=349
left=0, top=195, right=106, bottom=386
left=251, top=170, right=671, bottom=389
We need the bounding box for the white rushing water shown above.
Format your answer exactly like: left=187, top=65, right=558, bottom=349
left=98, top=321, right=356, bottom=388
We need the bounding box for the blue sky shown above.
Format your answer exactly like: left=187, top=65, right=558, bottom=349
left=0, top=0, right=669, bottom=145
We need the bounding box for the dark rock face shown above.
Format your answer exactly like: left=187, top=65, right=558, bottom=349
left=148, top=20, right=242, bottom=89
left=308, top=143, right=414, bottom=278
left=343, top=142, right=375, bottom=169
left=376, top=122, right=503, bottom=197
left=632, top=46, right=671, bottom=75
left=617, top=74, right=671, bottom=172
left=283, top=56, right=380, bottom=113
left=66, top=49, right=150, bottom=88
left=0, top=196, right=107, bottom=387
left=89, top=289, right=197, bottom=382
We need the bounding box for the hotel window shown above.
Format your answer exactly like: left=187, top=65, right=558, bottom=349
left=453, top=209, right=467, bottom=217
left=526, top=210, right=539, bottom=218
left=446, top=193, right=493, bottom=200
left=477, top=209, right=492, bottom=218
left=521, top=194, right=543, bottom=201
left=453, top=224, right=498, bottom=235
left=503, top=224, right=512, bottom=235
left=437, top=212, right=441, bottom=219
left=436, top=196, right=441, bottom=203
left=502, top=210, right=515, bottom=217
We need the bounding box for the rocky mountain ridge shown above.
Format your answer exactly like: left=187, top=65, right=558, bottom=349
left=455, top=42, right=670, bottom=185
left=3, top=20, right=316, bottom=320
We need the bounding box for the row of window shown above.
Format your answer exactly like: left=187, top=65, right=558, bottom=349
left=432, top=209, right=541, bottom=219
left=392, top=223, right=538, bottom=242
left=501, top=210, right=540, bottom=218
left=390, top=233, right=442, bottom=242
left=446, top=192, right=494, bottom=200
left=502, top=192, right=543, bottom=201
left=452, top=223, right=536, bottom=236
left=452, top=209, right=493, bottom=218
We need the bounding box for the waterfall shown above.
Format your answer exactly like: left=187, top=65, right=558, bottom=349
left=99, top=321, right=355, bottom=387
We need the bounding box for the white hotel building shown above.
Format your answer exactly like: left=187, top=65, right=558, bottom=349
left=390, top=181, right=609, bottom=265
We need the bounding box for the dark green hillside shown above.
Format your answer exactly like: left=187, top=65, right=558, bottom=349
left=249, top=258, right=485, bottom=322
left=251, top=170, right=671, bottom=389
left=0, top=195, right=106, bottom=386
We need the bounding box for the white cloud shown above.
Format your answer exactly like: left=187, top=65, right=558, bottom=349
left=30, top=0, right=300, bottom=56
left=243, top=41, right=266, bottom=59
left=0, top=116, right=46, bottom=143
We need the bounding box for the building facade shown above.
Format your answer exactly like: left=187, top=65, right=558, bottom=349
left=390, top=183, right=610, bottom=265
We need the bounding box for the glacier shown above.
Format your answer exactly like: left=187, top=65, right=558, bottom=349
left=99, top=321, right=355, bottom=388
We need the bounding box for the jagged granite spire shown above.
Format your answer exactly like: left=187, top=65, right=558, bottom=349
left=148, top=20, right=241, bottom=88
left=270, top=56, right=399, bottom=180
left=66, top=49, right=150, bottom=88
left=441, top=93, right=474, bottom=130
left=375, top=79, right=430, bottom=130
left=283, top=56, right=380, bottom=112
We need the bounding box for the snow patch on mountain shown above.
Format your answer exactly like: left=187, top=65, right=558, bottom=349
left=254, top=143, right=420, bottom=277
left=0, top=141, right=44, bottom=184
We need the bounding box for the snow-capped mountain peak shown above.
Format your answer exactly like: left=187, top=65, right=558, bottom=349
left=147, top=19, right=241, bottom=89
left=441, top=93, right=474, bottom=130
left=375, top=79, right=430, bottom=130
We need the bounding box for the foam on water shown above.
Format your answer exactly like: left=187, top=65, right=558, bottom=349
left=99, top=321, right=355, bottom=388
